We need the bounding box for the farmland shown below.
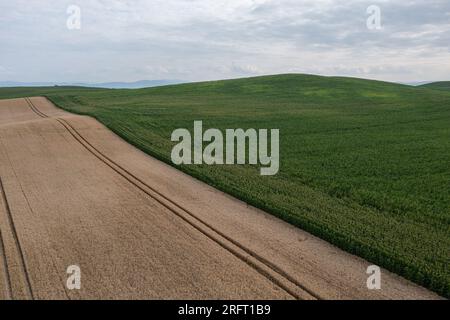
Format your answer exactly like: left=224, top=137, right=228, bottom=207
left=1, top=74, right=449, bottom=297
left=420, top=81, right=450, bottom=92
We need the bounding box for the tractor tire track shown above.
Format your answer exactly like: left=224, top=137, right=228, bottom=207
left=26, top=97, right=322, bottom=300
left=0, top=176, right=34, bottom=300
left=0, top=228, right=12, bottom=300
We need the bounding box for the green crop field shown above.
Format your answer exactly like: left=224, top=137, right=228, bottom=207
left=1, top=74, right=449, bottom=297
left=420, top=81, right=450, bottom=92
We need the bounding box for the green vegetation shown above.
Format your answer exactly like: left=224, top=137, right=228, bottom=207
left=0, top=86, right=103, bottom=99
left=1, top=74, right=449, bottom=297
left=420, top=81, right=450, bottom=92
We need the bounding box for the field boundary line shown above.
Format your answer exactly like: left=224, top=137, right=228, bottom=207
left=60, top=119, right=324, bottom=300
left=56, top=117, right=308, bottom=300
left=26, top=97, right=323, bottom=300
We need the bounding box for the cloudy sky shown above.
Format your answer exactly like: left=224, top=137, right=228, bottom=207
left=0, top=0, right=449, bottom=83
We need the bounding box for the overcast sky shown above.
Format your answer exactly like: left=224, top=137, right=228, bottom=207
left=1, top=0, right=449, bottom=83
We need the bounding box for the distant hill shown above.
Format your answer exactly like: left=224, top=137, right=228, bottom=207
left=0, top=79, right=183, bottom=89
left=81, top=80, right=184, bottom=89
left=1, top=73, right=449, bottom=297
left=419, top=81, right=450, bottom=91
left=400, top=81, right=432, bottom=86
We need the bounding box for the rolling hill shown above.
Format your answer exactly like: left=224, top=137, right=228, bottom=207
left=420, top=81, right=450, bottom=92
left=1, top=74, right=449, bottom=297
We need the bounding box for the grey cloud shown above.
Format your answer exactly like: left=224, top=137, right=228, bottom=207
left=0, top=0, right=449, bottom=83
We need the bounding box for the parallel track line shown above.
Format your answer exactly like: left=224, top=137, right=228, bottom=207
left=0, top=176, right=34, bottom=299
left=0, top=228, right=12, bottom=299
left=27, top=97, right=323, bottom=300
